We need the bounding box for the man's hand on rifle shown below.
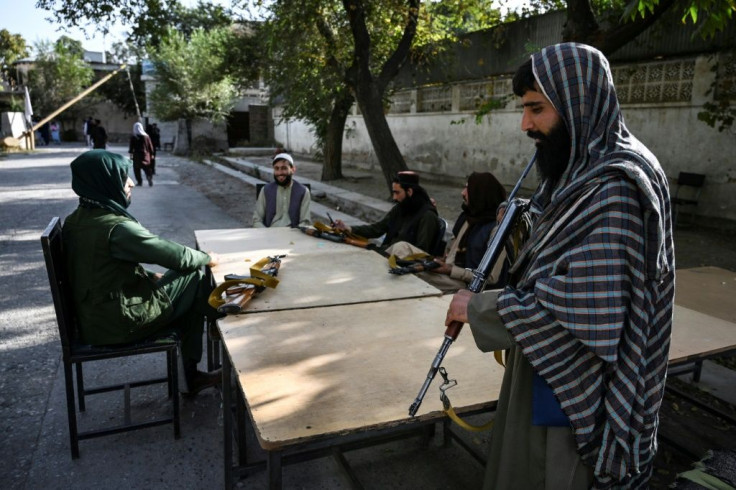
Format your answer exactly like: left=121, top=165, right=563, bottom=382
left=432, top=258, right=452, bottom=275
left=333, top=219, right=351, bottom=233
left=445, top=289, right=473, bottom=326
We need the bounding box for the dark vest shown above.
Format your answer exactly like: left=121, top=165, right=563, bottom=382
left=263, top=180, right=307, bottom=227
left=63, top=208, right=172, bottom=345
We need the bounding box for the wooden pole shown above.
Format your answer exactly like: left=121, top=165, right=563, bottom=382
left=25, top=64, right=128, bottom=135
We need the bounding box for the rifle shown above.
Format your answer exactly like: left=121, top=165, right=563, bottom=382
left=299, top=224, right=375, bottom=249
left=387, top=256, right=441, bottom=275
left=408, top=156, right=536, bottom=417
left=208, top=255, right=285, bottom=315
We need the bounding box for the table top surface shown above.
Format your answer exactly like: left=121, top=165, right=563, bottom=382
left=197, top=228, right=736, bottom=452
left=218, top=295, right=503, bottom=450
left=196, top=227, right=441, bottom=313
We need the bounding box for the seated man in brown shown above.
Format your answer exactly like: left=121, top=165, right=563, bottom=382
left=334, top=171, right=442, bottom=254
left=62, top=150, right=221, bottom=396
left=389, top=172, right=509, bottom=293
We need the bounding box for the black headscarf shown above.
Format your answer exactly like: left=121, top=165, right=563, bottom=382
left=453, top=172, right=507, bottom=257
left=70, top=150, right=137, bottom=221
left=462, top=172, right=506, bottom=226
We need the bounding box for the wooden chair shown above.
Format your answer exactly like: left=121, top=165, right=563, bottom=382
left=671, top=172, right=706, bottom=226
left=41, top=217, right=180, bottom=459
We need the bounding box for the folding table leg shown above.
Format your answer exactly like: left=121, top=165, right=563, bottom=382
left=267, top=450, right=283, bottom=490
left=223, top=348, right=233, bottom=489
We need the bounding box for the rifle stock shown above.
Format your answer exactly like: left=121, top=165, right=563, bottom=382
left=212, top=255, right=284, bottom=315
left=218, top=287, right=257, bottom=314
left=408, top=156, right=536, bottom=417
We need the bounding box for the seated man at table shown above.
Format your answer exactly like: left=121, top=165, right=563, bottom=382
left=333, top=171, right=443, bottom=254
left=253, top=153, right=312, bottom=228
left=63, top=150, right=222, bottom=396
left=388, top=171, right=509, bottom=293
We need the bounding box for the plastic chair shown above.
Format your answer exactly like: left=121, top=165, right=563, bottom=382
left=671, top=172, right=705, bottom=226
left=41, top=217, right=180, bottom=459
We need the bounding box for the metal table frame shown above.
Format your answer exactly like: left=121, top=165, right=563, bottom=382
left=220, top=342, right=495, bottom=489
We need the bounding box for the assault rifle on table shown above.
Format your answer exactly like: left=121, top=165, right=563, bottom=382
left=408, top=156, right=536, bottom=417
left=299, top=221, right=375, bottom=250
left=207, top=255, right=285, bottom=315
left=387, top=255, right=440, bottom=275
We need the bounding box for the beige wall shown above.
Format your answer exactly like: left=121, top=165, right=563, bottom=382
left=274, top=53, right=736, bottom=222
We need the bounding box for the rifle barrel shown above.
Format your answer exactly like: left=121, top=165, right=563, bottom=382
left=407, top=154, right=537, bottom=417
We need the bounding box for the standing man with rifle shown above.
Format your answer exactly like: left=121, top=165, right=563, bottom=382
left=253, top=152, right=312, bottom=228
left=444, top=43, right=674, bottom=488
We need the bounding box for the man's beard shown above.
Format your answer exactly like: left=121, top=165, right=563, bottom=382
left=397, top=193, right=420, bottom=215
left=275, top=174, right=292, bottom=187
left=528, top=121, right=571, bottom=182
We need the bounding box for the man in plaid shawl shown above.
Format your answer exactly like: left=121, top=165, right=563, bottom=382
left=446, top=43, right=674, bottom=488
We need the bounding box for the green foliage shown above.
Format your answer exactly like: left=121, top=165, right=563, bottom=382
left=0, top=29, right=29, bottom=87
left=98, top=63, right=146, bottom=117
left=697, top=56, right=736, bottom=132
left=36, top=0, right=239, bottom=56
left=698, top=100, right=735, bottom=131
left=148, top=27, right=238, bottom=123
left=26, top=40, right=95, bottom=120
left=623, top=0, right=735, bottom=38
left=257, top=0, right=350, bottom=140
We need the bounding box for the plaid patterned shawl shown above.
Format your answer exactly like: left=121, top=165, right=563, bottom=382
left=497, top=43, right=675, bottom=487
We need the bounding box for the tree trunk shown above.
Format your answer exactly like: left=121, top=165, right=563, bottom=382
left=321, top=93, right=354, bottom=181
left=185, top=118, right=192, bottom=154
left=354, top=81, right=408, bottom=190
left=343, top=0, right=417, bottom=192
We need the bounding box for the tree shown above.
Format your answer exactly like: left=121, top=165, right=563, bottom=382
left=0, top=29, right=29, bottom=88
left=148, top=27, right=238, bottom=152
left=26, top=39, right=94, bottom=130
left=38, top=0, right=735, bottom=178
left=256, top=0, right=501, bottom=186
left=98, top=61, right=146, bottom=118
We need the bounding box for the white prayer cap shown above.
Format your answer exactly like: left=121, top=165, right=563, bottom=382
left=272, top=153, right=294, bottom=167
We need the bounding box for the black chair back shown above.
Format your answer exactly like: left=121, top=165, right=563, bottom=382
left=41, top=217, right=76, bottom=355
left=40, top=217, right=180, bottom=458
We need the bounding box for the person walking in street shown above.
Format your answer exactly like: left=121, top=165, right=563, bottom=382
left=90, top=119, right=107, bottom=149
left=129, top=122, right=156, bottom=186
left=83, top=116, right=93, bottom=148
left=445, top=43, right=674, bottom=488
left=62, top=150, right=223, bottom=396
left=50, top=121, right=61, bottom=144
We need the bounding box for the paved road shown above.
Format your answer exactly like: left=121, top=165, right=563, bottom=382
left=0, top=145, right=487, bottom=490
left=0, top=146, right=238, bottom=489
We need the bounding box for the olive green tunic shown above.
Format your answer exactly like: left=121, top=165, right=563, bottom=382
left=63, top=207, right=213, bottom=362
left=467, top=291, right=593, bottom=489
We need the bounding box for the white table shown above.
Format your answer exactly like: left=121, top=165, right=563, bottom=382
left=195, top=228, right=736, bottom=489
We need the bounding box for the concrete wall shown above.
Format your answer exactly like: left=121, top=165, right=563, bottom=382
left=273, top=52, right=736, bottom=222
